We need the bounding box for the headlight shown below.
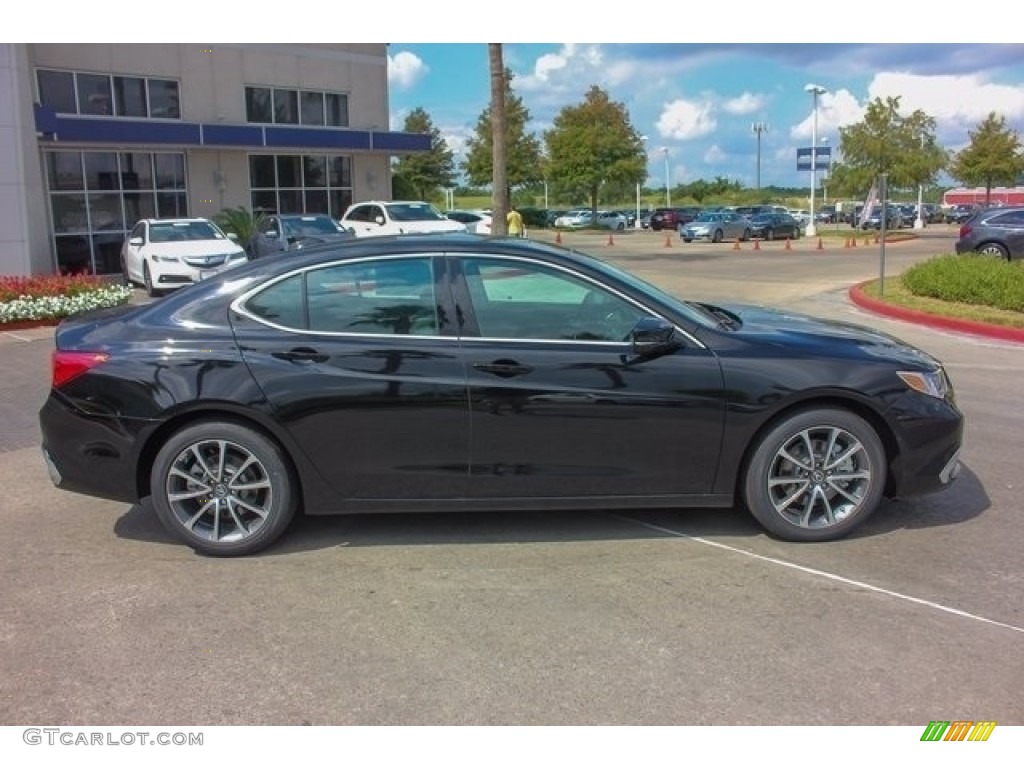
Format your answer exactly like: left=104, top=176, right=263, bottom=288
left=151, top=254, right=179, bottom=263
left=897, top=369, right=951, bottom=400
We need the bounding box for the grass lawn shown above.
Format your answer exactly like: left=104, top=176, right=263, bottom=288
left=860, top=276, right=1024, bottom=329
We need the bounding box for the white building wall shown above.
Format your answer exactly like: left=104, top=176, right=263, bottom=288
left=0, top=44, right=50, bottom=276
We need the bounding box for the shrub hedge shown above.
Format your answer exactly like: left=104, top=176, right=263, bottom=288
left=902, top=255, right=1024, bottom=313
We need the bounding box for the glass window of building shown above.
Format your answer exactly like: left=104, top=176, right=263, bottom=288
left=37, top=69, right=77, bottom=114
left=113, top=76, right=148, bottom=117
left=245, top=86, right=272, bottom=123
left=300, top=91, right=325, bottom=126
left=148, top=79, right=180, bottom=119
left=76, top=73, right=113, bottom=116
left=273, top=89, right=298, bottom=125
left=250, top=153, right=354, bottom=219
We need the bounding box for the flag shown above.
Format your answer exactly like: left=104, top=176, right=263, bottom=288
left=858, top=181, right=878, bottom=228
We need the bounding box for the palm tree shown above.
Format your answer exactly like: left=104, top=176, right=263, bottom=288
left=489, top=44, right=508, bottom=235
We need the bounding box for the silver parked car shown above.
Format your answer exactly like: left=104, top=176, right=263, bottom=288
left=680, top=212, right=751, bottom=243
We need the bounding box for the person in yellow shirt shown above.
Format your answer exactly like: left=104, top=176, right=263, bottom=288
left=507, top=206, right=525, bottom=238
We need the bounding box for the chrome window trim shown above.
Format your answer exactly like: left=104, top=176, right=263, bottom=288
left=230, top=250, right=705, bottom=349
left=457, top=252, right=706, bottom=349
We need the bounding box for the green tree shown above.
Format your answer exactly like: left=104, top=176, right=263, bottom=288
left=831, top=96, right=945, bottom=198
left=463, top=68, right=543, bottom=194
left=949, top=112, right=1024, bottom=205
left=391, top=107, right=455, bottom=201
left=544, top=86, right=645, bottom=217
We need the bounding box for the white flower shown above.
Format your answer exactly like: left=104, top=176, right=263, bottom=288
left=0, top=285, right=132, bottom=324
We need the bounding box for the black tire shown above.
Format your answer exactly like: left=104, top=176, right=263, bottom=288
left=149, top=421, right=298, bottom=557
left=617, top=222, right=625, bottom=231
left=742, top=228, right=751, bottom=242
left=742, top=408, right=886, bottom=542
left=792, top=228, right=800, bottom=240
left=143, top=262, right=159, bottom=298
left=766, top=228, right=775, bottom=241
left=977, top=242, right=1009, bottom=260
left=712, top=229, right=723, bottom=243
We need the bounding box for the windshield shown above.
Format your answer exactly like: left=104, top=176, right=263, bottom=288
left=385, top=203, right=446, bottom=222
left=149, top=221, right=225, bottom=242
left=693, top=213, right=718, bottom=222
left=283, top=216, right=343, bottom=237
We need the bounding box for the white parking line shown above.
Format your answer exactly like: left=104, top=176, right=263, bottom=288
left=613, top=514, right=1024, bottom=635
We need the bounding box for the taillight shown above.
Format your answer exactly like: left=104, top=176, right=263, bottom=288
left=959, top=224, right=972, bottom=238
left=52, top=350, right=109, bottom=388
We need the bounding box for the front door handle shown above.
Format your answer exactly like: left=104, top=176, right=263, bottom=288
left=272, top=347, right=329, bottom=364
left=473, top=360, right=533, bottom=378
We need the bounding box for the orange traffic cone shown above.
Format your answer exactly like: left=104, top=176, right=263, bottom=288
left=784, top=237, right=792, bottom=250
left=874, top=233, right=880, bottom=244
left=844, top=237, right=851, bottom=248
left=607, top=232, right=615, bottom=246
left=850, top=235, right=857, bottom=248
left=816, top=237, right=824, bottom=251
left=733, top=238, right=741, bottom=250
left=555, top=231, right=562, bottom=245
left=664, top=233, right=672, bottom=247
left=753, top=238, right=761, bottom=251
left=864, top=236, right=871, bottom=247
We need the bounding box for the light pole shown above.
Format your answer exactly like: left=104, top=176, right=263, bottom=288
left=914, top=137, right=925, bottom=229
left=660, top=147, right=670, bottom=208
left=751, top=122, right=768, bottom=191
left=804, top=83, right=827, bottom=238
left=636, top=135, right=648, bottom=229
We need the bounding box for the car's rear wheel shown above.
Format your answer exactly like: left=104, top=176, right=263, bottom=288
left=712, top=229, right=723, bottom=243
left=150, top=421, right=298, bottom=557
left=742, top=228, right=751, bottom=242
left=977, top=242, right=1010, bottom=260
left=766, top=228, right=775, bottom=241
left=742, top=408, right=885, bottom=541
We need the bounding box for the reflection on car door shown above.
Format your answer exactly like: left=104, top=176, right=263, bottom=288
left=232, top=254, right=471, bottom=500
left=451, top=254, right=725, bottom=499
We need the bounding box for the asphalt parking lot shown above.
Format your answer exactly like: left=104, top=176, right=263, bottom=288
left=2, top=227, right=1022, bottom=726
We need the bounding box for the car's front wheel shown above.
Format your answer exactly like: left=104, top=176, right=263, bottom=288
left=143, top=262, right=160, bottom=298
left=742, top=408, right=885, bottom=541
left=976, top=242, right=1010, bottom=260
left=150, top=421, right=298, bottom=557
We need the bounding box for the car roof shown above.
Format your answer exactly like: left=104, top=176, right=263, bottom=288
left=140, top=217, right=213, bottom=224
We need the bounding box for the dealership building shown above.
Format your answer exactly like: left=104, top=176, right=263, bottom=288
left=0, top=43, right=428, bottom=277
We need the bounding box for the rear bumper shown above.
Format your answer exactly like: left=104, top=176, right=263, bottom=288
left=38, top=393, right=147, bottom=504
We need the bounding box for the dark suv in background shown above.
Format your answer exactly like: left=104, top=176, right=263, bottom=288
left=954, top=206, right=1024, bottom=260
left=649, top=206, right=701, bottom=231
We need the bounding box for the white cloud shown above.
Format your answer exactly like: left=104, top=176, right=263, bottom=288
left=723, top=92, right=767, bottom=116
left=388, top=51, right=429, bottom=90
left=704, top=144, right=728, bottom=164
left=656, top=99, right=717, bottom=140
left=868, top=71, right=1024, bottom=146
left=789, top=89, right=864, bottom=141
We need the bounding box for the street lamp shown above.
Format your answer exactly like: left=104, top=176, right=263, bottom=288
left=751, top=122, right=768, bottom=191
left=660, top=147, right=670, bottom=208
left=804, top=83, right=827, bottom=238
left=636, top=135, right=648, bottom=229
left=914, top=137, right=925, bottom=230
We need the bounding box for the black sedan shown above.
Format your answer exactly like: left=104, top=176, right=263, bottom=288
left=39, top=235, right=963, bottom=556
left=747, top=213, right=802, bottom=241
left=250, top=213, right=355, bottom=258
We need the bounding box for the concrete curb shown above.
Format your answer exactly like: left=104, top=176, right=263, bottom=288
left=848, top=280, right=1024, bottom=344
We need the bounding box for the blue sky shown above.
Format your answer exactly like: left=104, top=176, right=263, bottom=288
left=386, top=39, right=1024, bottom=190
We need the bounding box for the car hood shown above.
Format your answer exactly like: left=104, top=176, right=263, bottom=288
left=143, top=240, right=245, bottom=257
left=704, top=302, right=941, bottom=367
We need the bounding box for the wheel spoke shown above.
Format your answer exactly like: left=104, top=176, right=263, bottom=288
left=224, top=498, right=251, bottom=534
left=190, top=445, right=217, bottom=481
left=774, top=481, right=810, bottom=512
left=229, top=479, right=272, bottom=492
left=826, top=479, right=864, bottom=507
left=779, top=446, right=812, bottom=471
left=825, top=439, right=864, bottom=470
left=185, top=499, right=217, bottom=531
left=168, top=487, right=211, bottom=502
left=169, top=466, right=208, bottom=487
left=231, top=495, right=269, bottom=520
left=215, top=440, right=227, bottom=482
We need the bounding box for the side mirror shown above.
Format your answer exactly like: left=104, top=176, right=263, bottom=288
left=630, top=317, right=681, bottom=357
left=129, top=236, right=144, bottom=246
left=374, top=215, right=385, bottom=226
left=264, top=230, right=279, bottom=239
left=226, top=232, right=238, bottom=241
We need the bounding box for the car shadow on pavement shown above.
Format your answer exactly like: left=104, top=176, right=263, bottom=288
left=111, top=464, right=988, bottom=557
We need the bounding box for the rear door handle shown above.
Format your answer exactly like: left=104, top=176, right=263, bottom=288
left=473, top=361, right=533, bottom=378
left=272, top=347, right=329, bottom=364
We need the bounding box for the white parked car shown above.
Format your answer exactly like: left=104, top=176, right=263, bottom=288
left=443, top=209, right=492, bottom=234
left=121, top=217, right=249, bottom=297
left=340, top=200, right=467, bottom=237
left=554, top=209, right=592, bottom=228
